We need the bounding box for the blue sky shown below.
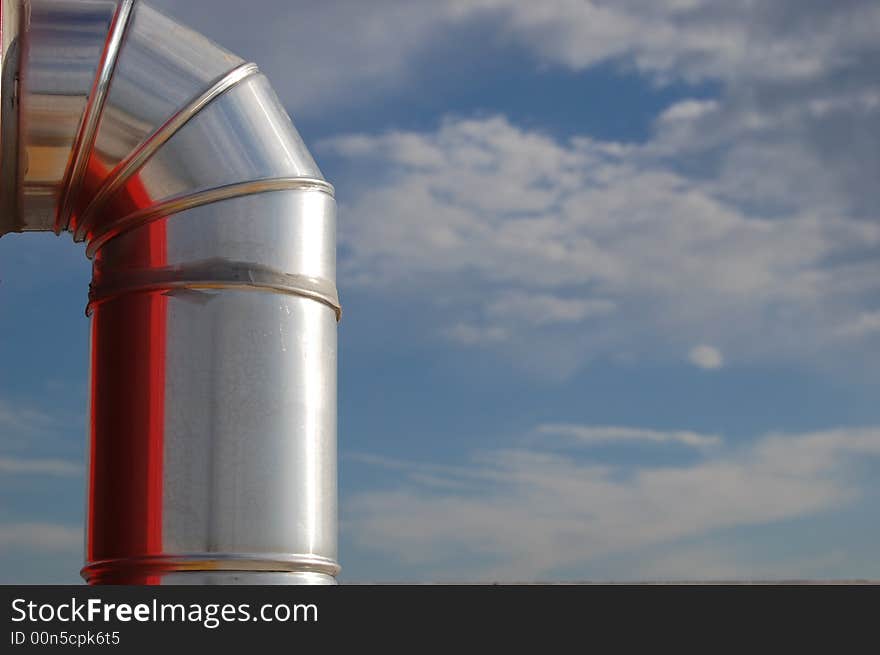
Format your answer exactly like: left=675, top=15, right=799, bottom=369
left=2, top=0, right=880, bottom=582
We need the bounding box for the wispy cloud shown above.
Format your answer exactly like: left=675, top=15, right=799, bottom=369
left=835, top=312, right=880, bottom=339
left=0, top=456, right=82, bottom=477
left=346, top=426, right=880, bottom=580
left=487, top=293, right=616, bottom=327
left=0, top=400, right=60, bottom=436
left=448, top=0, right=880, bottom=85
left=150, top=1, right=880, bottom=114
left=628, top=544, right=854, bottom=582
left=537, top=423, right=722, bottom=449
left=0, top=523, right=82, bottom=552
left=445, top=323, right=509, bottom=346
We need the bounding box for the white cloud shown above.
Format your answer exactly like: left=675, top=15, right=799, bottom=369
left=537, top=423, right=721, bottom=449
left=658, top=99, right=719, bottom=124
left=325, top=114, right=879, bottom=374
left=346, top=426, right=880, bottom=580
left=487, top=293, right=616, bottom=327
left=448, top=0, right=880, bottom=84
left=0, top=523, right=82, bottom=552
left=688, top=344, right=724, bottom=370
left=445, top=323, right=508, bottom=345
left=0, top=400, right=60, bottom=436
left=149, top=1, right=880, bottom=115
left=835, top=312, right=880, bottom=339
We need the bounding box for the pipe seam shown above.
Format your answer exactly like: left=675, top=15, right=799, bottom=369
left=74, top=61, right=261, bottom=242
left=55, top=0, right=136, bottom=234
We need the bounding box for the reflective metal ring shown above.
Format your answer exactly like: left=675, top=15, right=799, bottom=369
left=81, top=553, right=341, bottom=583
left=85, top=176, right=335, bottom=258
left=87, top=261, right=342, bottom=320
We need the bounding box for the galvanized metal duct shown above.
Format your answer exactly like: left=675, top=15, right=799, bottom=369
left=0, top=0, right=339, bottom=584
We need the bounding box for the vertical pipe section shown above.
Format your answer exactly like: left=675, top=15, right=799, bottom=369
left=85, top=188, right=339, bottom=585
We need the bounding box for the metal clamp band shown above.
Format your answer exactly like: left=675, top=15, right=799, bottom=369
left=85, top=176, right=335, bottom=258
left=87, top=259, right=342, bottom=320
left=74, top=61, right=261, bottom=242
left=55, top=0, right=136, bottom=234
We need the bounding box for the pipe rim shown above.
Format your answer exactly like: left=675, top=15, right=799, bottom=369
left=81, top=553, right=341, bottom=583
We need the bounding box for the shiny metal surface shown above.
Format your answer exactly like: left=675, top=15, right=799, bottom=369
left=74, top=61, right=260, bottom=240
left=86, top=177, right=334, bottom=257
left=121, top=571, right=336, bottom=586
left=89, top=0, right=242, bottom=181
left=88, top=263, right=342, bottom=320
left=18, top=0, right=119, bottom=231
left=0, top=0, right=339, bottom=584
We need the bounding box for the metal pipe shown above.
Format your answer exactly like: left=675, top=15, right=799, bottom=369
left=0, top=0, right=339, bottom=584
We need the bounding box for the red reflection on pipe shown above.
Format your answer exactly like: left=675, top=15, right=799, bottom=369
left=85, top=157, right=166, bottom=584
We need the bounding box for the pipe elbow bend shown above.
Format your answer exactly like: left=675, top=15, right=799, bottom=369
left=1, top=0, right=340, bottom=584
